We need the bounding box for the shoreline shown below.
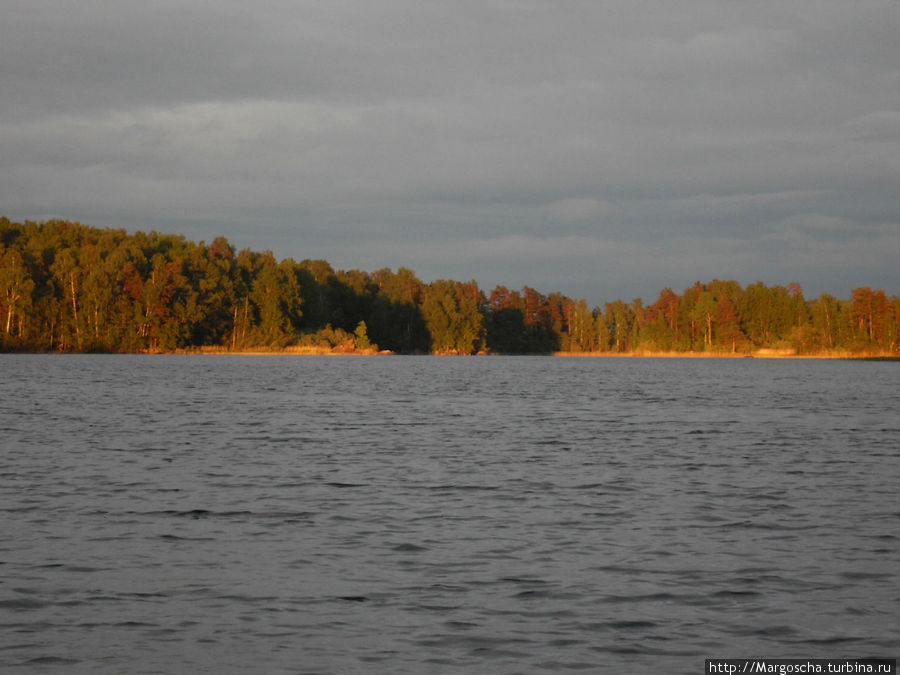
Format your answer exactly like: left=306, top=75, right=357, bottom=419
left=183, top=348, right=895, bottom=359
left=552, top=349, right=900, bottom=361
left=2, top=348, right=896, bottom=360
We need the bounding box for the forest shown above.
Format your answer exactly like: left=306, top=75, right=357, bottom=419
left=1, top=218, right=897, bottom=356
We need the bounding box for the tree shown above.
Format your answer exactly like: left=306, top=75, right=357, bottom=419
left=354, top=320, right=374, bottom=351
left=714, top=295, right=742, bottom=353
left=140, top=253, right=186, bottom=350
left=485, top=285, right=528, bottom=353
left=0, top=246, right=35, bottom=344
left=566, top=299, right=598, bottom=352
left=605, top=300, right=637, bottom=352
left=741, top=282, right=775, bottom=347
left=809, top=293, right=840, bottom=351
left=186, top=237, right=237, bottom=347
left=368, top=268, right=428, bottom=352
left=421, top=280, right=485, bottom=354
left=78, top=241, right=116, bottom=349
left=690, top=291, right=716, bottom=348
left=2, top=219, right=897, bottom=357
left=594, top=308, right=611, bottom=352
left=49, top=248, right=83, bottom=350
left=642, top=287, right=680, bottom=351
left=851, top=287, right=890, bottom=349
left=248, top=253, right=302, bottom=346
left=886, top=296, right=900, bottom=353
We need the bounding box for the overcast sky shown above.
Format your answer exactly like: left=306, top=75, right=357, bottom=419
left=2, top=1, right=898, bottom=304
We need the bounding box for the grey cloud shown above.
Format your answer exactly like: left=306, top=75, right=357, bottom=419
left=1, top=0, right=897, bottom=304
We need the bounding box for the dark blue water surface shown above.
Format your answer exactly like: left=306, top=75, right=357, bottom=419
left=1, top=354, right=898, bottom=673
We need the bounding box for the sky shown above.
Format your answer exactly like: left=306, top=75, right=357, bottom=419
left=2, top=1, right=898, bottom=306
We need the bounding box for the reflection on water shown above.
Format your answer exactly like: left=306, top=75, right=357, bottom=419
left=1, top=355, right=898, bottom=673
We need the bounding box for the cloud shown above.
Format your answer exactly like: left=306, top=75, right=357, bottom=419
left=1, top=1, right=897, bottom=304
left=545, top=199, right=618, bottom=223
left=843, top=111, right=900, bottom=142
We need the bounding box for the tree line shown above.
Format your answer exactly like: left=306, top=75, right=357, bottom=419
left=1, top=218, right=897, bottom=355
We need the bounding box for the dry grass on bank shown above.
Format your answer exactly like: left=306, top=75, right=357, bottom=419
left=174, top=346, right=895, bottom=359
left=181, top=345, right=389, bottom=356
left=552, top=349, right=890, bottom=359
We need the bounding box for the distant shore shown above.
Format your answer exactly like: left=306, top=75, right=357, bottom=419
left=163, top=346, right=898, bottom=360
left=180, top=345, right=392, bottom=356
left=3, top=348, right=896, bottom=360
left=550, top=349, right=894, bottom=359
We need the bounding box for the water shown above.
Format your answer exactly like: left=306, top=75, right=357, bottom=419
left=1, top=354, right=897, bottom=673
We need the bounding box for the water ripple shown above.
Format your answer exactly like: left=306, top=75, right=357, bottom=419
left=1, top=354, right=897, bottom=673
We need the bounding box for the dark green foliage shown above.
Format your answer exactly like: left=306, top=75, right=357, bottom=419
left=420, top=280, right=485, bottom=354
left=484, top=286, right=560, bottom=353
left=0, top=219, right=896, bottom=354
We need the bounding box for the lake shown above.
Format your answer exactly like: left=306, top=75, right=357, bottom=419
left=1, top=354, right=897, bottom=673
